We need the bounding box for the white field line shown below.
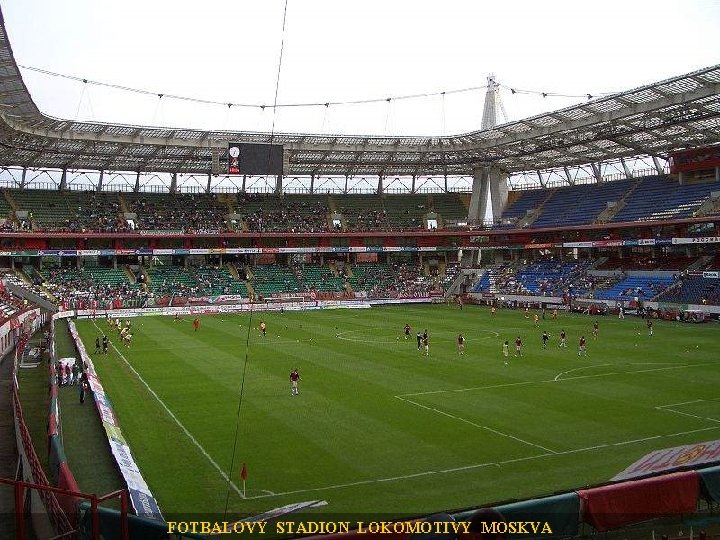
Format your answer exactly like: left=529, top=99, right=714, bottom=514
left=655, top=407, right=720, bottom=424
left=91, top=321, right=251, bottom=499
left=241, top=425, right=720, bottom=501
left=656, top=399, right=706, bottom=408
left=87, top=322, right=720, bottom=502
left=554, top=364, right=613, bottom=382
left=400, top=361, right=718, bottom=398
left=655, top=397, right=720, bottom=424
left=395, top=395, right=557, bottom=454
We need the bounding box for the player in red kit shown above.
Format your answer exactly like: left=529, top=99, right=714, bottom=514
left=193, top=318, right=200, bottom=332
left=514, top=336, right=523, bottom=357
left=578, top=335, right=587, bottom=356
left=290, top=368, right=300, bottom=396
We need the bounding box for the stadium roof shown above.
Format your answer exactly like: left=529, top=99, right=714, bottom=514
left=0, top=11, right=719, bottom=177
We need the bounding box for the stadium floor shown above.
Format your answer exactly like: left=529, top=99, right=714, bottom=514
left=73, top=305, right=720, bottom=519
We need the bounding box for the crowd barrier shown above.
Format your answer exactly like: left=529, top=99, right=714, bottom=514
left=65, top=318, right=163, bottom=521
left=10, top=329, right=75, bottom=538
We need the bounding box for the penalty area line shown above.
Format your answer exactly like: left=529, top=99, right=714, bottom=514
left=91, top=321, right=253, bottom=500
left=394, top=395, right=557, bottom=454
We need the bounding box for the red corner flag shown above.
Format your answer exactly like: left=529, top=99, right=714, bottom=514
left=240, top=463, right=248, bottom=481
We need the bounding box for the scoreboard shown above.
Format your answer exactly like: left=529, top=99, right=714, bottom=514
left=228, top=143, right=284, bottom=175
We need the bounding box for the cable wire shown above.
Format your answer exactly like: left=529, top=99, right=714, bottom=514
left=222, top=0, right=289, bottom=519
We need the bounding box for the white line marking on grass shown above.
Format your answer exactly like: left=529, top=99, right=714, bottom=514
left=91, top=322, right=247, bottom=500
left=402, top=361, right=718, bottom=398
left=395, top=396, right=557, bottom=454
left=612, top=435, right=662, bottom=446
left=241, top=425, right=720, bottom=501
left=656, top=399, right=706, bottom=408
left=554, top=364, right=613, bottom=382
left=400, top=380, right=534, bottom=398
left=654, top=407, right=720, bottom=424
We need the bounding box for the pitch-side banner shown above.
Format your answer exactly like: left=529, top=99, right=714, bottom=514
left=65, top=319, right=164, bottom=521
left=612, top=439, right=720, bottom=481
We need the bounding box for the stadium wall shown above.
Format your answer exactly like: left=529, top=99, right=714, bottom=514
left=9, top=311, right=75, bottom=538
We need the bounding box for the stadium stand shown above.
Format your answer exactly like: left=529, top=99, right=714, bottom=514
left=383, top=194, right=430, bottom=229
left=595, top=255, right=700, bottom=271
left=236, top=193, right=329, bottom=232
left=531, top=180, right=633, bottom=228
left=655, top=275, right=720, bottom=305
left=38, top=263, right=143, bottom=308
left=593, top=275, right=675, bottom=301
left=611, top=176, right=719, bottom=222
left=335, top=194, right=387, bottom=231
left=496, top=188, right=549, bottom=226
left=191, top=265, right=248, bottom=297
left=300, top=264, right=347, bottom=293
left=124, top=192, right=227, bottom=232
left=251, top=265, right=302, bottom=297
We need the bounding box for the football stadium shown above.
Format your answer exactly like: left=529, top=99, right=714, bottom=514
left=1, top=1, right=720, bottom=539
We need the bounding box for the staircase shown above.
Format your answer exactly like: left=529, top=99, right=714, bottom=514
left=227, top=263, right=240, bottom=280
left=14, top=268, right=32, bottom=285
left=516, top=190, right=555, bottom=228
left=689, top=255, right=713, bottom=272
left=3, top=190, right=18, bottom=211
left=695, top=192, right=720, bottom=217
left=245, top=280, right=256, bottom=300
left=118, top=193, right=130, bottom=214
left=123, top=265, right=136, bottom=284
left=595, top=179, right=642, bottom=224
left=458, top=193, right=471, bottom=213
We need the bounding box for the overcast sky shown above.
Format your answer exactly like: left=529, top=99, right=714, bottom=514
left=2, top=0, right=719, bottom=136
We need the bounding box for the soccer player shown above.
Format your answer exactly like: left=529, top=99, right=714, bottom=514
left=260, top=321, right=267, bottom=337
left=120, top=326, right=128, bottom=339
left=524, top=307, right=530, bottom=319
left=174, top=313, right=181, bottom=322
left=416, top=331, right=422, bottom=350
left=618, top=306, right=625, bottom=319
left=404, top=324, right=411, bottom=340
left=193, top=318, right=200, bottom=332
left=542, top=331, right=549, bottom=349
left=502, top=341, right=509, bottom=364
left=423, top=334, right=429, bottom=356
left=290, top=368, right=301, bottom=396
left=514, top=336, right=523, bottom=357
left=552, top=308, right=558, bottom=320
left=123, top=332, right=132, bottom=347
left=578, top=335, right=587, bottom=356
left=457, top=334, right=465, bottom=355
left=592, top=320, right=599, bottom=339
left=647, top=319, right=653, bottom=336
left=534, top=313, right=540, bottom=328
left=102, top=335, right=109, bottom=355
left=559, top=329, right=567, bottom=348
left=94, top=336, right=101, bottom=354
left=491, top=306, right=496, bottom=317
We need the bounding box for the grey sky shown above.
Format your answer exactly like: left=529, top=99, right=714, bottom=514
left=2, top=0, right=719, bottom=135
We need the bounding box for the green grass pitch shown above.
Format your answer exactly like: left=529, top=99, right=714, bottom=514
left=73, top=305, right=720, bottom=518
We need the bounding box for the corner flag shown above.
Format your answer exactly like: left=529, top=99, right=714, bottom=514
left=240, top=463, right=248, bottom=497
